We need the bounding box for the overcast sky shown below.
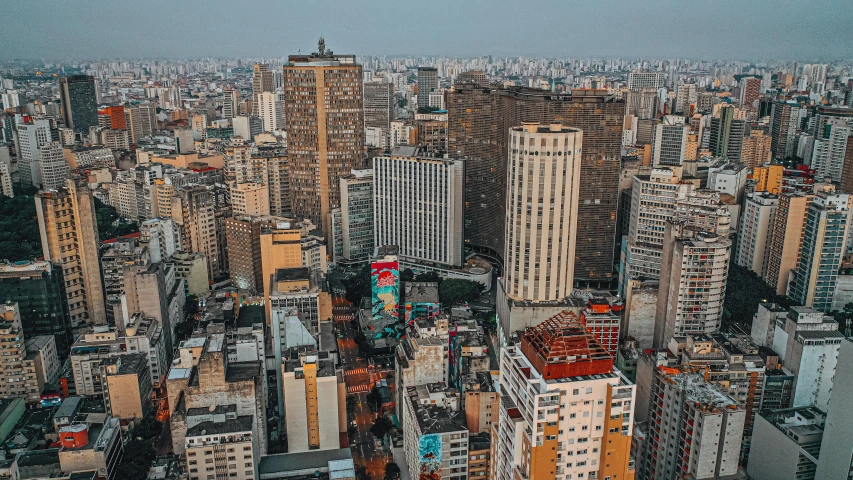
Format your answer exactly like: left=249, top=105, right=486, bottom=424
left=3, top=0, right=852, bottom=61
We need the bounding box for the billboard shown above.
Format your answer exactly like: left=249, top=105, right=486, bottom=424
left=418, top=433, right=443, bottom=479
left=371, top=260, right=399, bottom=323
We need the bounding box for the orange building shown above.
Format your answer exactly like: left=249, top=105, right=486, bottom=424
left=100, top=105, right=126, bottom=129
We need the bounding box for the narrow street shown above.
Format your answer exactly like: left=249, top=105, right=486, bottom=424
left=333, top=293, right=392, bottom=479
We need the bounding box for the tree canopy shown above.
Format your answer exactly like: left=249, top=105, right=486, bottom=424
left=722, top=264, right=792, bottom=332
left=0, top=192, right=42, bottom=262
left=439, top=279, right=484, bottom=306
left=94, top=197, right=139, bottom=240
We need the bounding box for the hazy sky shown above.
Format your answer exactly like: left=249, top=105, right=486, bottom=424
left=3, top=0, right=852, bottom=60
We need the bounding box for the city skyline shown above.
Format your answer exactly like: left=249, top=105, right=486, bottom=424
left=2, top=0, right=853, bottom=61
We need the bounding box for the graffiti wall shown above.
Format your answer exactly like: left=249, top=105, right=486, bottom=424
left=371, top=260, right=399, bottom=322
left=418, top=433, right=443, bottom=478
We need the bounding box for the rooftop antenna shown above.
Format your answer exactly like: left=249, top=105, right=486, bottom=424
left=318, top=35, right=326, bottom=56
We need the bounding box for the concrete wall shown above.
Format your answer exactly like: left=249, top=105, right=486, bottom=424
left=816, top=339, right=853, bottom=478
left=747, top=414, right=802, bottom=480
left=624, top=279, right=657, bottom=348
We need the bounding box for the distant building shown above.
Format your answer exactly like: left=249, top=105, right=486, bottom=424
left=363, top=81, right=394, bottom=130
left=59, top=75, right=98, bottom=134
left=416, top=67, right=438, bottom=110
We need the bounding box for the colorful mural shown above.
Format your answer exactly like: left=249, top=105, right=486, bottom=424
left=372, top=260, right=399, bottom=322
left=418, top=433, right=443, bottom=479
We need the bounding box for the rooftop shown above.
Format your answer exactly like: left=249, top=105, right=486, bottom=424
left=259, top=448, right=353, bottom=478
left=405, top=385, right=467, bottom=435
left=520, top=310, right=613, bottom=379
left=186, top=415, right=253, bottom=437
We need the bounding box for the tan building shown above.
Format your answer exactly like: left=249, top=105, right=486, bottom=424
left=462, top=371, right=499, bottom=434
left=0, top=303, right=42, bottom=402
left=764, top=192, right=813, bottom=295
left=504, top=123, right=582, bottom=301
left=225, top=215, right=284, bottom=293
left=260, top=224, right=305, bottom=322
left=742, top=131, right=773, bottom=169
left=167, top=252, right=209, bottom=297
left=231, top=182, right=270, bottom=216
left=284, top=38, right=365, bottom=236
left=753, top=164, right=784, bottom=194
left=172, top=186, right=220, bottom=279
left=225, top=139, right=267, bottom=185
left=151, top=152, right=224, bottom=170
left=36, top=176, right=107, bottom=326
left=57, top=416, right=124, bottom=480
left=281, top=348, right=345, bottom=453
left=102, top=353, right=152, bottom=420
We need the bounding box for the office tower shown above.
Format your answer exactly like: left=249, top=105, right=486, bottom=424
left=774, top=307, right=843, bottom=411
left=16, top=117, right=52, bottom=186
left=655, top=223, right=731, bottom=347
left=230, top=182, right=270, bottom=216
left=791, top=191, right=852, bottom=311
left=416, top=67, right=438, bottom=110
left=627, top=71, right=665, bottom=91
left=652, top=115, right=688, bottom=166
left=456, top=70, right=488, bottom=87
left=257, top=91, right=285, bottom=133
left=815, top=339, right=853, bottom=479
left=373, top=148, right=464, bottom=266
left=59, top=75, right=98, bottom=133
left=764, top=192, right=813, bottom=295
left=739, top=77, right=762, bottom=109
left=225, top=215, right=280, bottom=293
left=639, top=366, right=744, bottom=480
left=801, top=63, right=828, bottom=88
left=252, top=63, right=274, bottom=102
left=222, top=88, right=239, bottom=119
left=337, top=169, right=374, bottom=263
left=284, top=40, right=365, bottom=236
left=0, top=261, right=72, bottom=354
left=770, top=101, right=802, bottom=159
left=171, top=186, right=220, bottom=279
left=628, top=88, right=660, bottom=120
left=736, top=192, right=778, bottom=276
left=260, top=223, right=307, bottom=323
left=126, top=104, right=157, bottom=143
left=675, top=83, right=697, bottom=114
left=38, top=141, right=70, bottom=190
left=281, top=347, right=344, bottom=453
left=364, top=81, right=394, bottom=129
left=414, top=117, right=447, bottom=155
left=709, top=105, right=745, bottom=162
left=447, top=87, right=625, bottom=281
left=748, top=406, right=825, bottom=480
left=401, top=384, right=469, bottom=480
left=102, top=353, right=153, bottom=420
left=0, top=162, right=11, bottom=197
left=101, top=105, right=126, bottom=130
left=493, top=311, right=636, bottom=480
left=225, top=138, right=266, bottom=185
left=35, top=176, right=106, bottom=327
left=741, top=130, right=773, bottom=169
left=504, top=123, right=582, bottom=301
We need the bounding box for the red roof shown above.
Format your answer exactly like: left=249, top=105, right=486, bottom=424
left=101, top=231, right=142, bottom=245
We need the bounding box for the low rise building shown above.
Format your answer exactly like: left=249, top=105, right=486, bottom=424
left=185, top=405, right=257, bottom=480
left=401, top=383, right=468, bottom=480
left=102, top=353, right=152, bottom=420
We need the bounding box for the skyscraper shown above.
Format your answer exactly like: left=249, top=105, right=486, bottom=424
left=251, top=64, right=274, bottom=102
left=15, top=117, right=52, bottom=186
left=770, top=101, right=802, bottom=159
left=739, top=76, right=762, bottom=110
left=741, top=130, right=773, bottom=169
left=35, top=176, right=107, bottom=327
left=709, top=105, right=745, bottom=162
left=257, top=91, right=285, bottom=133
left=171, top=186, right=220, bottom=279
left=59, top=75, right=98, bottom=134
left=416, top=67, right=438, bottom=110
left=763, top=192, right=813, bottom=295
left=627, top=71, right=666, bottom=91
left=363, top=81, right=395, bottom=129
left=284, top=38, right=365, bottom=236
left=651, top=115, right=688, bottom=166
left=222, top=88, right=240, bottom=120
left=38, top=141, right=70, bottom=190
left=792, top=190, right=852, bottom=312
left=504, top=123, right=582, bottom=301
left=337, top=170, right=374, bottom=263
left=225, top=215, right=279, bottom=293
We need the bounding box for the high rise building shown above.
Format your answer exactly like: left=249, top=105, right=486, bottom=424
left=363, top=81, right=394, bottom=129
left=709, top=105, right=745, bottom=162
left=810, top=107, right=853, bottom=182
left=16, top=117, right=52, bottom=186
left=281, top=347, right=344, bottom=453
left=791, top=191, right=852, bottom=312
left=373, top=148, right=464, bottom=266
left=230, top=182, right=270, bottom=216
left=401, top=383, right=469, bottom=480
left=675, top=83, right=697, bottom=114
left=257, top=91, right=285, bottom=133
left=0, top=260, right=72, bottom=354
left=815, top=339, right=853, bottom=479
left=447, top=87, right=625, bottom=281
left=101, top=105, right=126, bottom=130
left=752, top=164, right=784, bottom=194
left=503, top=123, right=582, bottom=301
left=770, top=101, right=802, bottom=159
left=260, top=222, right=307, bottom=322
left=655, top=222, right=731, bottom=347
left=254, top=146, right=290, bottom=217
left=764, top=192, right=813, bottom=295
left=628, top=88, right=660, bottom=120
left=252, top=63, right=275, bottom=105
left=736, top=192, right=778, bottom=276
left=35, top=176, right=107, bottom=327
left=0, top=303, right=44, bottom=401
left=627, top=71, right=665, bottom=91
left=337, top=169, right=374, bottom=263
left=38, top=141, right=70, bottom=190
left=456, top=70, right=488, bottom=87
left=639, top=366, right=744, bottom=480
left=225, top=215, right=281, bottom=293
left=139, top=218, right=181, bottom=264
left=416, top=67, right=438, bottom=110
left=126, top=104, right=157, bottom=144
left=739, top=77, right=762, bottom=109
left=222, top=88, right=240, bottom=120
left=741, top=130, right=773, bottom=169
left=171, top=186, right=220, bottom=279
left=748, top=406, right=826, bottom=480
left=284, top=39, right=365, bottom=236
left=652, top=115, right=688, bottom=166
left=0, top=162, right=11, bottom=198
left=493, top=311, right=636, bottom=480
left=59, top=75, right=98, bottom=134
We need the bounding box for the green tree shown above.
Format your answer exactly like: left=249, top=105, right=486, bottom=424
left=400, top=268, right=415, bottom=282
left=722, top=264, right=792, bottom=331
left=439, top=279, right=484, bottom=306
left=133, top=414, right=163, bottom=440
left=397, top=98, right=407, bottom=109
left=366, top=386, right=382, bottom=411
left=384, top=462, right=401, bottom=480
left=414, top=271, right=441, bottom=283
left=370, top=416, right=393, bottom=439
left=0, top=193, right=41, bottom=261
left=355, top=465, right=372, bottom=480
left=115, top=438, right=157, bottom=480
left=343, top=265, right=371, bottom=304
left=94, top=197, right=139, bottom=240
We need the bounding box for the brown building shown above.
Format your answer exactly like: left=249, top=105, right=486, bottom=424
left=448, top=87, right=625, bottom=283
left=741, top=130, right=773, bottom=169
left=364, top=81, right=395, bottom=129
left=764, top=192, right=813, bottom=295
left=468, top=432, right=491, bottom=480
left=283, top=38, right=365, bottom=237
left=171, top=186, right=220, bottom=279
left=36, top=176, right=107, bottom=327
left=225, top=215, right=286, bottom=294
left=739, top=77, right=762, bottom=110
left=838, top=140, right=853, bottom=194
left=414, top=118, right=448, bottom=155
left=102, top=353, right=152, bottom=420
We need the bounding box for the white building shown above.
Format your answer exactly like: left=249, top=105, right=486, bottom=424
left=652, top=115, right=688, bottom=167
left=401, top=384, right=468, bottom=480
left=627, top=71, right=666, bottom=91
left=281, top=349, right=344, bottom=453
left=38, top=142, right=70, bottom=190
left=747, top=406, right=825, bottom=480
left=707, top=159, right=748, bottom=202
left=257, top=92, right=286, bottom=133
left=185, top=405, right=257, bottom=480
left=123, top=312, right=168, bottom=389
left=373, top=147, right=464, bottom=266
left=815, top=338, right=853, bottom=479
left=504, top=123, right=582, bottom=302
left=16, top=117, right=52, bottom=186
left=736, top=192, right=778, bottom=276
left=139, top=218, right=181, bottom=263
